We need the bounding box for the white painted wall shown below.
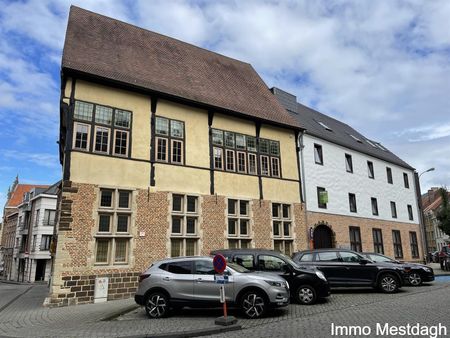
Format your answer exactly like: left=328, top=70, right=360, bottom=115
left=302, top=134, right=419, bottom=224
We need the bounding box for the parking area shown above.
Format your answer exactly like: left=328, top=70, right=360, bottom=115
left=0, top=277, right=449, bottom=337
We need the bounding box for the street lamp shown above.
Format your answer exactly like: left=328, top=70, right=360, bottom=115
left=417, top=167, right=435, bottom=263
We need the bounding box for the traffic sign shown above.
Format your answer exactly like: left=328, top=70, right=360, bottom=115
left=213, top=254, right=227, bottom=274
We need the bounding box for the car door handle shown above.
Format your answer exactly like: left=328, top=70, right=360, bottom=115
left=162, top=277, right=170, bottom=281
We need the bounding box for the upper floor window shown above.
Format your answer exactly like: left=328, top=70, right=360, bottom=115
left=43, top=210, right=56, bottom=226
left=73, top=100, right=131, bottom=157
left=348, top=193, right=357, bottom=213
left=407, top=204, right=414, bottom=221
left=155, top=117, right=185, bottom=165
left=403, top=173, right=410, bottom=189
left=317, top=187, right=327, bottom=209
left=345, top=154, right=353, bottom=173
left=367, top=161, right=374, bottom=179
left=371, top=197, right=379, bottom=216
left=386, top=167, right=393, bottom=184
left=212, top=128, right=281, bottom=178
left=390, top=201, right=397, bottom=218
left=314, top=144, right=323, bottom=165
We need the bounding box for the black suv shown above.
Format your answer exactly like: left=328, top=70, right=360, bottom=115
left=363, top=252, right=434, bottom=286
left=211, top=249, right=330, bottom=305
left=292, top=249, right=407, bottom=293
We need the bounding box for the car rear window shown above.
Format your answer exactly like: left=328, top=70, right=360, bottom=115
left=233, top=254, right=254, bottom=269
left=167, top=261, right=192, bottom=274
left=316, top=252, right=340, bottom=262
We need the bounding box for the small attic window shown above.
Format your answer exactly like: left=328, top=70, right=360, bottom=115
left=349, top=134, right=363, bottom=143
left=366, top=139, right=377, bottom=148
left=317, top=121, right=333, bottom=131
left=375, top=143, right=387, bottom=151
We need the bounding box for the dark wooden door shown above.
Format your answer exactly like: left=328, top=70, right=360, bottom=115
left=313, top=225, right=333, bottom=249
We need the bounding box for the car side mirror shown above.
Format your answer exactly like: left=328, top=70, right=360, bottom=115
left=359, top=258, right=369, bottom=265
left=282, top=264, right=292, bottom=274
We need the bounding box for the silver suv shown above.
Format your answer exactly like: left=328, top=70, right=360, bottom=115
left=135, top=256, right=290, bottom=319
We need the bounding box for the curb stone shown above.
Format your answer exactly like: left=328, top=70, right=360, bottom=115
left=120, top=325, right=242, bottom=338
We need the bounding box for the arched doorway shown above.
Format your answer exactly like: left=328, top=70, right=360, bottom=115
left=313, top=224, right=333, bottom=249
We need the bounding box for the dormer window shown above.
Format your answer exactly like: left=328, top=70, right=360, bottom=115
left=317, top=121, right=332, bottom=131
left=349, top=134, right=363, bottom=143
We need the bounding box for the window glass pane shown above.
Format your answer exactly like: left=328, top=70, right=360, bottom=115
left=272, top=203, right=280, bottom=218
left=118, top=191, right=130, bottom=208
left=96, top=239, right=109, bottom=263
left=371, top=198, right=378, bottom=215
left=270, top=141, right=280, bottom=156
left=114, top=130, right=128, bottom=155
left=185, top=239, right=196, bottom=256
left=75, top=123, right=89, bottom=149
left=100, top=190, right=113, bottom=207
left=239, top=201, right=248, bottom=216
left=240, top=219, right=248, bottom=236
left=172, top=216, right=182, bottom=234
left=170, top=239, right=182, bottom=257
left=345, top=154, right=353, bottom=172
left=226, top=150, right=235, bottom=171
left=187, top=196, right=197, bottom=213
left=95, top=105, right=113, bottom=124
left=228, top=239, right=238, bottom=249
left=259, top=255, right=285, bottom=271
left=157, top=138, right=168, bottom=161
left=368, top=161, right=374, bottom=178
left=186, top=217, right=196, bottom=234
left=228, top=219, right=237, bottom=235
left=168, top=260, right=192, bottom=273
left=314, top=144, right=323, bottom=164
left=234, top=254, right=254, bottom=269
left=404, top=173, right=410, bottom=188
left=95, top=127, right=110, bottom=153
left=99, top=215, right=111, bottom=232
left=271, top=158, right=280, bottom=177
left=172, top=140, right=183, bottom=163
left=225, top=131, right=235, bottom=148
left=299, top=253, right=313, bottom=262
left=115, top=110, right=131, bottom=128
left=261, top=156, right=269, bottom=176
left=212, top=129, right=223, bottom=145
left=228, top=199, right=237, bottom=215
left=259, top=139, right=269, bottom=154
left=114, top=239, right=128, bottom=263
left=74, top=101, right=93, bottom=121
left=273, top=221, right=281, bottom=236
left=247, top=136, right=257, bottom=152
left=391, top=202, right=397, bottom=218
left=241, top=240, right=251, bottom=249
left=171, top=120, right=184, bottom=138
left=283, top=222, right=291, bottom=237
left=237, top=152, right=246, bottom=172
left=236, top=134, right=246, bottom=149
left=282, top=205, right=290, bottom=218
left=195, top=260, right=215, bottom=275
left=214, top=147, right=223, bottom=169
left=117, top=215, right=129, bottom=232
left=340, top=251, right=361, bottom=262
left=173, top=195, right=183, bottom=212
left=317, top=252, right=340, bottom=261
left=156, top=117, right=169, bottom=135
left=248, top=154, right=257, bottom=174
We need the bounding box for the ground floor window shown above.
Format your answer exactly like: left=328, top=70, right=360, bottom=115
left=392, top=230, right=403, bottom=258
left=349, top=226, right=362, bottom=252
left=274, top=240, right=293, bottom=256
left=170, top=194, right=199, bottom=257
left=409, top=232, right=419, bottom=258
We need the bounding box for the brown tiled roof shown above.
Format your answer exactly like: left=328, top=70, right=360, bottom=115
left=62, top=6, right=302, bottom=129
left=6, top=184, right=49, bottom=208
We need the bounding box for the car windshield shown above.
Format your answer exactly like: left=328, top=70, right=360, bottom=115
left=278, top=252, right=300, bottom=268
left=227, top=262, right=250, bottom=273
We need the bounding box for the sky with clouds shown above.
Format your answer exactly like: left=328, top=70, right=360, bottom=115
left=1, top=0, right=449, bottom=213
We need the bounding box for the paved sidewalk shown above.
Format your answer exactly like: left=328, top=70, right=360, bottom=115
left=0, top=279, right=449, bottom=337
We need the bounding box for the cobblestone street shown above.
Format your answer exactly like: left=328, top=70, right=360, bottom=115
left=0, top=277, right=449, bottom=337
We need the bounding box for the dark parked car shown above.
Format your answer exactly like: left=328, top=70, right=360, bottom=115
left=292, top=249, right=408, bottom=293
left=211, top=249, right=330, bottom=305
left=362, top=252, right=434, bottom=286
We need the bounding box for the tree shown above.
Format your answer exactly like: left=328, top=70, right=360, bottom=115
left=436, top=187, right=450, bottom=236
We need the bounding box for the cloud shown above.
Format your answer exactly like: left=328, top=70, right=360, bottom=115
left=2, top=150, right=59, bottom=169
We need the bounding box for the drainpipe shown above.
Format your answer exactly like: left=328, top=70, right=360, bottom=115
left=298, top=131, right=310, bottom=249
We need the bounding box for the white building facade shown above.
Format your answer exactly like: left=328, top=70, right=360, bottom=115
left=272, top=87, right=423, bottom=262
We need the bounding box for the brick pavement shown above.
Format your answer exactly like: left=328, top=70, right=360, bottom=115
left=0, top=279, right=449, bottom=337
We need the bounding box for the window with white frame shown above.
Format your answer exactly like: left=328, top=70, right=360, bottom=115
left=40, top=235, right=52, bottom=251
left=227, top=199, right=251, bottom=249
left=95, top=189, right=133, bottom=265
left=73, top=100, right=131, bottom=157
left=43, top=209, right=56, bottom=226
left=272, top=203, right=293, bottom=256
left=155, top=117, right=185, bottom=165
left=170, top=194, right=199, bottom=257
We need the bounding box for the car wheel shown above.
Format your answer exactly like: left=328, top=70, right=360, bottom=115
left=408, top=272, right=422, bottom=286
left=240, top=290, right=267, bottom=319
left=145, top=292, right=169, bottom=318
left=295, top=285, right=317, bottom=305
left=378, top=274, right=399, bottom=293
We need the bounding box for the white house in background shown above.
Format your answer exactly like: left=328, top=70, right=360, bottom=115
left=12, top=182, right=59, bottom=282
left=272, top=87, right=424, bottom=262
